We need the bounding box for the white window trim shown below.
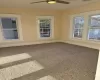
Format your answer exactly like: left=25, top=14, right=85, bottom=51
left=87, top=14, right=100, bottom=41
left=36, top=16, right=54, bottom=40
left=70, top=14, right=85, bottom=40
left=70, top=10, right=100, bottom=44
left=0, top=14, right=23, bottom=43
left=87, top=11, right=100, bottom=42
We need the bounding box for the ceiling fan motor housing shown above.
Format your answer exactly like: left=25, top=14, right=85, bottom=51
left=47, top=0, right=57, bottom=2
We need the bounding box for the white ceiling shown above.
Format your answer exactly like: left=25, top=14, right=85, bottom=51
left=0, top=0, right=99, bottom=10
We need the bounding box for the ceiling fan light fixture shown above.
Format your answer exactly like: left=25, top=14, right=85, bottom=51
left=47, top=0, right=56, bottom=4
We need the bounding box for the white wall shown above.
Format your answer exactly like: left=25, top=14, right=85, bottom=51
left=95, top=51, right=100, bottom=80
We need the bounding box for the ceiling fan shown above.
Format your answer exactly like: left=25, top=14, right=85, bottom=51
left=30, top=0, right=70, bottom=4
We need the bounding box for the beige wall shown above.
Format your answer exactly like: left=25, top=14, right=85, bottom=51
left=1, top=2, right=100, bottom=49
left=0, top=8, right=62, bottom=47
left=62, top=1, right=100, bottom=49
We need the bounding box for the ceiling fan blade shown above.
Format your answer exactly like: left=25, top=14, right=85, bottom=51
left=30, top=1, right=46, bottom=4
left=57, top=0, right=70, bottom=4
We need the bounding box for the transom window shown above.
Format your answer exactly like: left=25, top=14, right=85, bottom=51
left=73, top=16, right=84, bottom=38
left=88, top=15, right=100, bottom=40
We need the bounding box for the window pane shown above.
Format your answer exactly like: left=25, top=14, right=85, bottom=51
left=3, top=30, right=18, bottom=39
left=40, top=28, right=50, bottom=37
left=90, top=15, right=100, bottom=27
left=1, top=18, right=17, bottom=29
left=40, top=19, right=50, bottom=28
left=88, top=29, right=100, bottom=40
left=40, top=33, right=50, bottom=37
left=74, top=17, right=84, bottom=28
left=40, top=23, right=45, bottom=28
left=74, top=32, right=82, bottom=38
left=74, top=29, right=82, bottom=33
left=73, top=16, right=84, bottom=38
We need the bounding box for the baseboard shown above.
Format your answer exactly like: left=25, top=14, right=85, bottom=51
left=62, top=40, right=100, bottom=50
left=95, top=52, right=100, bottom=80
left=0, top=40, right=60, bottom=48
left=0, top=39, right=99, bottom=50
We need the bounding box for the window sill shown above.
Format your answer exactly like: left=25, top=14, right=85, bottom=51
left=38, top=35, right=54, bottom=40
left=88, top=38, right=100, bottom=42
left=70, top=37, right=83, bottom=41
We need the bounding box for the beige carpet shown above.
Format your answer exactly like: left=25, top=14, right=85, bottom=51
left=0, top=42, right=99, bottom=80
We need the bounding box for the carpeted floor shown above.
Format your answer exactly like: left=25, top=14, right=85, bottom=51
left=0, top=42, right=99, bottom=80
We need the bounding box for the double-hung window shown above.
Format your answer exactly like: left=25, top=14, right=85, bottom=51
left=73, top=16, right=84, bottom=38
left=71, top=11, right=100, bottom=43
left=37, top=16, right=54, bottom=39
left=0, top=15, right=22, bottom=42
left=39, top=19, right=51, bottom=37
left=88, top=15, right=100, bottom=40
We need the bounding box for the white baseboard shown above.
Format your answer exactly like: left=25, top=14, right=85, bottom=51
left=95, top=52, right=100, bottom=80
left=0, top=40, right=60, bottom=48
left=63, top=40, right=100, bottom=50
left=0, top=39, right=99, bottom=50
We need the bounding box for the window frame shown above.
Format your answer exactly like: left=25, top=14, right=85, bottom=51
left=36, top=16, right=54, bottom=40
left=70, top=14, right=85, bottom=40
left=88, top=14, right=100, bottom=41
left=0, top=14, right=23, bottom=42
left=72, top=16, right=84, bottom=39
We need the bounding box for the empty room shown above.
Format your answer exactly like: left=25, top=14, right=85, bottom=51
left=0, top=0, right=100, bottom=80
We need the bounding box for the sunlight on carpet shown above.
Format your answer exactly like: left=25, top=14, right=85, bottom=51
left=37, top=75, right=57, bottom=80
left=0, top=53, right=31, bottom=65
left=0, top=61, right=44, bottom=80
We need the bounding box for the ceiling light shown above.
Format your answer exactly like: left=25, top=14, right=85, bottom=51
left=48, top=0, right=56, bottom=4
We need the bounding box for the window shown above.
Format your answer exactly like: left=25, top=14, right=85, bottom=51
left=71, top=11, right=100, bottom=44
left=39, top=19, right=51, bottom=37
left=37, top=16, right=54, bottom=39
left=0, top=15, right=22, bottom=42
left=73, top=16, right=84, bottom=38
left=1, top=18, right=18, bottom=40
left=88, top=15, right=100, bottom=40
